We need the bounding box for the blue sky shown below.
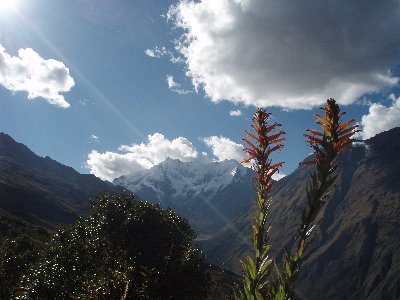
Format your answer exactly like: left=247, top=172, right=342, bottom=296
left=1, top=0, right=399, bottom=181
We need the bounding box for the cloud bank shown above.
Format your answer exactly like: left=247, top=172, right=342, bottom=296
left=87, top=133, right=207, bottom=181
left=87, top=132, right=253, bottom=181
left=0, top=44, right=75, bottom=108
left=168, top=0, right=400, bottom=109
left=87, top=133, right=289, bottom=181
left=360, top=94, right=400, bottom=139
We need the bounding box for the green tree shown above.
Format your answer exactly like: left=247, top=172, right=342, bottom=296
left=22, top=192, right=208, bottom=299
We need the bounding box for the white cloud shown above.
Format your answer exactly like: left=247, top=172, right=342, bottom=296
left=86, top=133, right=207, bottom=181
left=203, top=135, right=247, bottom=163
left=144, top=46, right=168, bottom=58
left=89, top=134, right=99, bottom=143
left=145, top=46, right=185, bottom=64
left=166, top=75, right=179, bottom=89
left=360, top=95, right=400, bottom=140
left=203, top=136, right=288, bottom=176
left=229, top=109, right=242, bottom=116
left=166, top=75, right=192, bottom=94
left=0, top=44, right=75, bottom=108
left=168, top=0, right=400, bottom=109
left=144, top=49, right=157, bottom=57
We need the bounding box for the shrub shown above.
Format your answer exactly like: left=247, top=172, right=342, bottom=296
left=22, top=192, right=208, bottom=299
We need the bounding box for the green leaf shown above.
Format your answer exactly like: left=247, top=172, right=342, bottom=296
left=255, top=288, right=265, bottom=300
left=246, top=257, right=257, bottom=279
left=258, top=257, right=273, bottom=281
left=284, top=257, right=292, bottom=278
left=297, top=238, right=305, bottom=258
left=273, top=284, right=286, bottom=300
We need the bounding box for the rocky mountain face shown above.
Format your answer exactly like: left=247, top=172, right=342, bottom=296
left=0, top=132, right=122, bottom=230
left=114, top=158, right=256, bottom=234
left=201, top=127, right=400, bottom=300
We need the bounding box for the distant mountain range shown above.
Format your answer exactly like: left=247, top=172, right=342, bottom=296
left=114, top=157, right=255, bottom=235
left=0, top=132, right=122, bottom=231
left=1, top=128, right=399, bottom=299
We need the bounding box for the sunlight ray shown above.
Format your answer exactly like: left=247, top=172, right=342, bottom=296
left=13, top=8, right=145, bottom=141
left=194, top=193, right=252, bottom=262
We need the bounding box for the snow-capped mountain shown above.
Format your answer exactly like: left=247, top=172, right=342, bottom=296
left=114, top=158, right=255, bottom=234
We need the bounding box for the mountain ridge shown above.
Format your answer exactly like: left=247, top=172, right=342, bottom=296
left=0, top=132, right=124, bottom=230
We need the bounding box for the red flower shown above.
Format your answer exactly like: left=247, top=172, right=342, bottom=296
left=242, top=108, right=285, bottom=195
left=303, top=98, right=359, bottom=166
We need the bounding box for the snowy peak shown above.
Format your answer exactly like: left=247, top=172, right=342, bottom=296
left=115, top=159, right=252, bottom=198
left=114, top=158, right=255, bottom=234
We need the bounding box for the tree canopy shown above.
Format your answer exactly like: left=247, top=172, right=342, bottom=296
left=21, top=192, right=208, bottom=299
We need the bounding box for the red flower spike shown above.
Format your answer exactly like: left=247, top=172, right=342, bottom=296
left=239, top=107, right=286, bottom=299
left=242, top=108, right=285, bottom=196
left=283, top=98, right=360, bottom=296
left=303, top=98, right=359, bottom=168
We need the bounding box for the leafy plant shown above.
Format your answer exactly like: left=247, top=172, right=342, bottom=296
left=0, top=235, right=42, bottom=299
left=21, top=192, right=208, bottom=299
left=237, top=99, right=359, bottom=300
left=236, top=108, right=285, bottom=299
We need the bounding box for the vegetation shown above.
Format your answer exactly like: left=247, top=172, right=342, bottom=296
left=237, top=99, right=359, bottom=299
left=0, top=193, right=208, bottom=299
left=0, top=209, right=48, bottom=299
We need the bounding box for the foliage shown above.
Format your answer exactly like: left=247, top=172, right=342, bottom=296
left=237, top=99, right=359, bottom=300
left=0, top=209, right=48, bottom=299
left=21, top=192, right=208, bottom=299
left=0, top=235, right=42, bottom=299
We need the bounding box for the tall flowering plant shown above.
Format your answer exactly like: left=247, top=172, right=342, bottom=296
left=278, top=98, right=359, bottom=299
left=237, top=99, right=359, bottom=300
left=236, top=108, right=285, bottom=299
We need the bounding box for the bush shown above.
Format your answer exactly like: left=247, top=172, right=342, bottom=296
left=22, top=192, right=208, bottom=299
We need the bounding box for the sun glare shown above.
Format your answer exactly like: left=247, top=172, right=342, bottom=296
left=0, top=0, right=18, bottom=11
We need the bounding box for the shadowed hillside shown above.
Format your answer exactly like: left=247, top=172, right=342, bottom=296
left=0, top=132, right=124, bottom=230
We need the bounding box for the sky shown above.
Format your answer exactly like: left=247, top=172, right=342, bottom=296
left=0, top=0, right=399, bottom=182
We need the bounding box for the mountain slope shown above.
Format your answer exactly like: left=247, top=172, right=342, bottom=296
left=201, top=127, right=400, bottom=300
left=114, top=158, right=255, bottom=234
left=0, top=132, right=123, bottom=230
